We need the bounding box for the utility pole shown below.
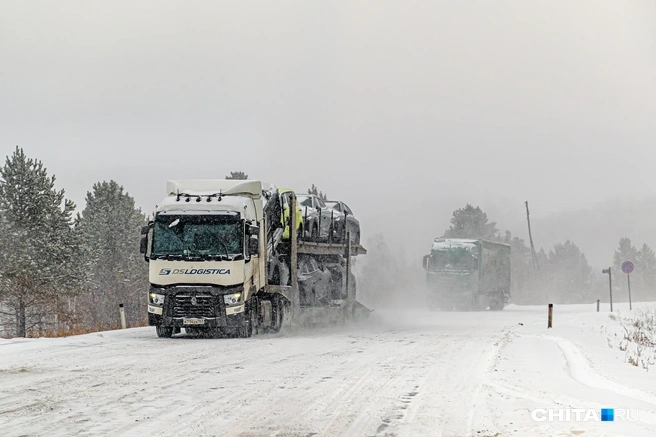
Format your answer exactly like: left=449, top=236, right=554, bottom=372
left=525, top=201, right=539, bottom=270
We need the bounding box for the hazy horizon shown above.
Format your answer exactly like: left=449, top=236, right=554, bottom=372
left=2, top=0, right=655, bottom=271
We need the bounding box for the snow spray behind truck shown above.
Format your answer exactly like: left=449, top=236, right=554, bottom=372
left=422, top=238, right=511, bottom=311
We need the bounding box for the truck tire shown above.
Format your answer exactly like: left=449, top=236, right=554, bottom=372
left=237, top=315, right=252, bottom=338
left=156, top=325, right=173, bottom=338
left=237, top=299, right=257, bottom=338
left=270, top=298, right=284, bottom=333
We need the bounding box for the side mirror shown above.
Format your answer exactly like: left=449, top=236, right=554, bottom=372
left=248, top=236, right=259, bottom=256
left=140, top=235, right=148, bottom=256
left=140, top=222, right=153, bottom=262
left=422, top=255, right=429, bottom=270
left=141, top=222, right=153, bottom=235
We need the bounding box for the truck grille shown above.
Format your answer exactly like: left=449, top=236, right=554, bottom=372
left=173, top=294, right=215, bottom=318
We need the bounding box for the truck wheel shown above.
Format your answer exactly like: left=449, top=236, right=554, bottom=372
left=237, top=318, right=252, bottom=338
left=270, top=299, right=284, bottom=333
left=237, top=299, right=256, bottom=338
left=156, top=325, right=173, bottom=338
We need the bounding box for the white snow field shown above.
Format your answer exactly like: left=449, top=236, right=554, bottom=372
left=1, top=302, right=655, bottom=437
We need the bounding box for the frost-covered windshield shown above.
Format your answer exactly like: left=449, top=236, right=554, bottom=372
left=430, top=248, right=475, bottom=271
left=152, top=214, right=243, bottom=258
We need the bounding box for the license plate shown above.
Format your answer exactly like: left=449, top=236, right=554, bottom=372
left=183, top=318, right=205, bottom=325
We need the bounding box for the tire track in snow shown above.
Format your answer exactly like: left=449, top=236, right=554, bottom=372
left=465, top=329, right=516, bottom=437
left=480, top=332, right=656, bottom=434
left=542, top=335, right=656, bottom=408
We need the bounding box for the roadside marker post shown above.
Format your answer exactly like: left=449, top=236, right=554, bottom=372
left=548, top=304, right=553, bottom=329
left=602, top=268, right=613, bottom=312
left=621, top=261, right=634, bottom=311
left=119, top=303, right=127, bottom=329
left=596, top=299, right=600, bottom=312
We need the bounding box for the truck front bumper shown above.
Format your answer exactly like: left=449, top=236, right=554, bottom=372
left=148, top=286, right=246, bottom=330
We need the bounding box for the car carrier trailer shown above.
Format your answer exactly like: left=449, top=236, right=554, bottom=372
left=140, top=179, right=368, bottom=338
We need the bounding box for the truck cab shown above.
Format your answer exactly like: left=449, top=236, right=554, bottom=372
left=141, top=180, right=268, bottom=338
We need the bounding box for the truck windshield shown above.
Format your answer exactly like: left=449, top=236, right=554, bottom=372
left=152, top=214, right=243, bottom=259
left=430, top=248, right=475, bottom=271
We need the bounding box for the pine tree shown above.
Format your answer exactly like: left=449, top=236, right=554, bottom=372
left=444, top=204, right=499, bottom=240
left=504, top=233, right=533, bottom=302
left=75, top=181, right=148, bottom=329
left=0, top=147, right=87, bottom=337
left=545, top=240, right=593, bottom=303
left=225, top=171, right=248, bottom=180
left=308, top=184, right=327, bottom=201
left=613, top=237, right=639, bottom=273
left=636, top=243, right=656, bottom=299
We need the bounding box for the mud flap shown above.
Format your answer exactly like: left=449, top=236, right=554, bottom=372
left=352, top=300, right=372, bottom=320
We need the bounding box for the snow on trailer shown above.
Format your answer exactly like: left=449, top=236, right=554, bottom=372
left=140, top=179, right=369, bottom=338
left=266, top=191, right=370, bottom=328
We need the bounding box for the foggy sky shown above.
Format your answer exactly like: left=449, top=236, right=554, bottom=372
left=1, top=0, right=655, bottom=268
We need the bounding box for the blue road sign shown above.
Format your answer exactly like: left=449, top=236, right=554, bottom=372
left=602, top=268, right=610, bottom=274
left=622, top=261, right=634, bottom=274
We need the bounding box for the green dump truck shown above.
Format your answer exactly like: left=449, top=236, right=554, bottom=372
left=422, top=238, right=511, bottom=311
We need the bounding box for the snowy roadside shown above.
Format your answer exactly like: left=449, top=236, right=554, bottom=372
left=477, top=302, right=656, bottom=437
left=0, top=303, right=655, bottom=437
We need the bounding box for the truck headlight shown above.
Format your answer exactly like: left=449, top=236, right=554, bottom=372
left=223, top=293, right=242, bottom=306
left=149, top=293, right=165, bottom=306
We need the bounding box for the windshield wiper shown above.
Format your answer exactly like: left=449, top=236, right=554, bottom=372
left=204, top=228, right=231, bottom=259
left=166, top=221, right=196, bottom=256
left=150, top=253, right=184, bottom=260
left=153, top=253, right=243, bottom=262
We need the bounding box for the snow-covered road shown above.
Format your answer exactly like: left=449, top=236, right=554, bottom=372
left=1, top=303, right=655, bottom=437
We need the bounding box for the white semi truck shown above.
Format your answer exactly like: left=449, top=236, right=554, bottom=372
left=140, top=179, right=367, bottom=338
